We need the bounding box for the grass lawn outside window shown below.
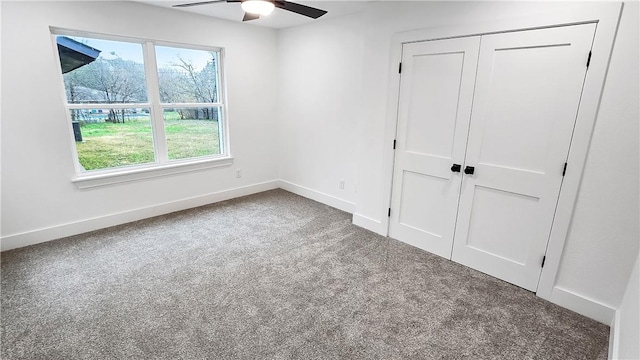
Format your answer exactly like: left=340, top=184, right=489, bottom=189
left=76, top=114, right=220, bottom=171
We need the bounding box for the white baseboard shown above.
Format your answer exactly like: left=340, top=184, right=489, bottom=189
left=352, top=213, right=386, bottom=236
left=278, top=180, right=355, bottom=214
left=609, top=311, right=619, bottom=360
left=1, top=180, right=279, bottom=251
left=544, top=286, right=616, bottom=325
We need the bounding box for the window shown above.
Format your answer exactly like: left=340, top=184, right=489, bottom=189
left=155, top=45, right=223, bottom=161
left=53, top=31, right=229, bottom=182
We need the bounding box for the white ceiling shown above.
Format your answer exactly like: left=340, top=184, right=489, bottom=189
left=136, top=0, right=369, bottom=29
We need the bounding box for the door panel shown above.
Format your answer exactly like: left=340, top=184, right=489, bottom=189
left=389, top=37, right=480, bottom=258
left=466, top=186, right=540, bottom=266
left=404, top=52, right=464, bottom=158
left=398, top=171, right=451, bottom=237
left=451, top=24, right=597, bottom=291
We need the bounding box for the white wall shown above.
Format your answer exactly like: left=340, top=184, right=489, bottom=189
left=554, top=0, right=639, bottom=309
left=277, top=13, right=364, bottom=212
left=278, top=1, right=639, bottom=323
left=613, top=255, right=639, bottom=359
left=1, top=1, right=279, bottom=248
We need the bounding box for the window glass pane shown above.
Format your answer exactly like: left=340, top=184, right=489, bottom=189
left=71, top=108, right=155, bottom=171
left=56, top=36, right=147, bottom=104
left=156, top=46, right=219, bottom=103
left=163, top=108, right=222, bottom=160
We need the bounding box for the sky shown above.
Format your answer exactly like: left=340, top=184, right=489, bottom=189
left=65, top=36, right=214, bottom=72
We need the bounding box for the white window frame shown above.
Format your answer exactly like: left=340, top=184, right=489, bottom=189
left=51, top=28, right=232, bottom=189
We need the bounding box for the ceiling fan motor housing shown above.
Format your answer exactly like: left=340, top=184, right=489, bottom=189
left=173, top=0, right=327, bottom=21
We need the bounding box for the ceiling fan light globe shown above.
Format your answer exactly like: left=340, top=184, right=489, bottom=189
left=241, top=0, right=275, bottom=16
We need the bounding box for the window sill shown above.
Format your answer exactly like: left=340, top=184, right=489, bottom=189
left=72, top=157, right=234, bottom=189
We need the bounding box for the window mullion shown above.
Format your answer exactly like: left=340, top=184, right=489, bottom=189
left=67, top=103, right=151, bottom=110
left=217, top=49, right=229, bottom=156
left=143, top=41, right=168, bottom=163
left=159, top=102, right=224, bottom=108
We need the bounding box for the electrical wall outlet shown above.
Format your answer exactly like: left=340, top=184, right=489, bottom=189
left=339, top=179, right=345, bottom=189
left=236, top=169, right=242, bottom=178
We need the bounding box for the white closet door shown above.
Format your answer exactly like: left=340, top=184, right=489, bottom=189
left=389, top=37, right=480, bottom=258
left=451, top=24, right=597, bottom=291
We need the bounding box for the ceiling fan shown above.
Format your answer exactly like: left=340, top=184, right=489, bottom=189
left=173, top=0, right=328, bottom=22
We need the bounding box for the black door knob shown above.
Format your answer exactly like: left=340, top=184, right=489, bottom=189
left=464, top=166, right=475, bottom=175
left=451, top=164, right=461, bottom=172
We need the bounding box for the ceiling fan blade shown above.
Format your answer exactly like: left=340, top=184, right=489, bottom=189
left=173, top=0, right=226, bottom=8
left=275, top=1, right=327, bottom=19
left=243, top=12, right=260, bottom=21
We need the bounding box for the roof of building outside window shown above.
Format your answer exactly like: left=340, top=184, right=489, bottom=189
left=56, top=36, right=101, bottom=74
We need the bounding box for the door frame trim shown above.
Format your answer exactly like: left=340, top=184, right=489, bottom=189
left=380, top=2, right=622, bottom=324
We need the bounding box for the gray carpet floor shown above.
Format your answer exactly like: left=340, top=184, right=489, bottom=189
left=1, top=189, right=610, bottom=359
